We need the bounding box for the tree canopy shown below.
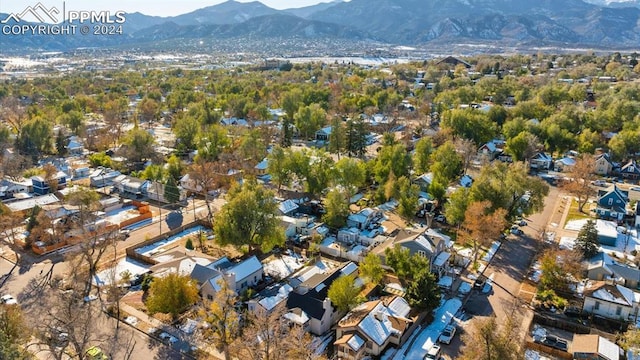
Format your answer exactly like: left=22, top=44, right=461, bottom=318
left=145, top=273, right=199, bottom=319
left=214, top=179, right=285, bottom=253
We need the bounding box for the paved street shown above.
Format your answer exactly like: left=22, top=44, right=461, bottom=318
left=0, top=197, right=218, bottom=360
left=442, top=186, right=564, bottom=358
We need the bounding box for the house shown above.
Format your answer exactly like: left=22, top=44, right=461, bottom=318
left=315, top=126, right=332, bottom=142
left=477, top=141, right=500, bottom=161
left=146, top=180, right=187, bottom=203
left=66, top=136, right=84, bottom=156
left=595, top=185, right=628, bottom=221
left=584, top=252, right=640, bottom=289
left=389, top=228, right=452, bottom=278
left=621, top=160, right=640, bottom=180
left=582, top=281, right=639, bottom=322
left=530, top=153, right=553, bottom=170
left=334, top=296, right=419, bottom=360
left=555, top=157, right=576, bottom=172
left=572, top=334, right=620, bottom=360
left=278, top=199, right=300, bottom=216
left=286, top=261, right=358, bottom=335
left=112, top=175, right=149, bottom=198
left=31, top=172, right=67, bottom=195
left=595, top=153, right=614, bottom=176
left=0, top=179, right=30, bottom=199
left=89, top=168, right=121, bottom=187
left=255, top=158, right=268, bottom=176
left=192, top=255, right=264, bottom=299
left=347, top=208, right=380, bottom=230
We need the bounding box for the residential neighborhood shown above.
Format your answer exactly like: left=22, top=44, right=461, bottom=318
left=3, top=43, right=640, bottom=360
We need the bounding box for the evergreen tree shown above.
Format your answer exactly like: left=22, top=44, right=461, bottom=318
left=575, top=219, right=599, bottom=259
left=164, top=177, right=181, bottom=204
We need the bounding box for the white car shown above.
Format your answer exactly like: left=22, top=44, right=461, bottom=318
left=439, top=324, right=456, bottom=344
left=0, top=294, right=17, bottom=305
left=424, top=344, right=441, bottom=359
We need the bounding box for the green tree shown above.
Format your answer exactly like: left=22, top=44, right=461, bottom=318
left=373, top=144, right=411, bottom=184
left=120, top=127, right=156, bottom=163
left=294, top=104, right=326, bottom=140
left=405, top=267, right=440, bottom=311
left=430, top=141, right=463, bottom=185
left=412, top=137, right=433, bottom=174
left=384, top=244, right=441, bottom=312
left=141, top=164, right=166, bottom=181
left=575, top=219, right=599, bottom=259
left=359, top=253, right=384, bottom=285
left=327, top=275, right=363, bottom=312
left=328, top=117, right=346, bottom=158
left=266, top=145, right=291, bottom=191
left=322, top=188, right=350, bottom=229
left=88, top=152, right=113, bottom=168
left=145, top=273, right=199, bottom=319
left=196, top=125, right=230, bottom=162
left=164, top=177, right=181, bottom=204
left=505, top=131, right=539, bottom=162
left=470, top=162, right=549, bottom=219
left=444, top=187, right=470, bottom=226
left=345, top=118, right=367, bottom=158
left=214, top=180, right=284, bottom=253
left=306, top=150, right=334, bottom=197
left=396, top=176, right=420, bottom=221
left=174, top=114, right=200, bottom=152
left=16, top=116, right=53, bottom=158
left=333, top=157, right=367, bottom=199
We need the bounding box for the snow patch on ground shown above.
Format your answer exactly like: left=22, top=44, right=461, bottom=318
left=263, top=253, right=306, bottom=279
left=94, top=257, right=151, bottom=286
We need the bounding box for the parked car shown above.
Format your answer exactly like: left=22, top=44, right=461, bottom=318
left=439, top=324, right=456, bottom=344
left=424, top=344, right=441, bottom=359
left=630, top=187, right=640, bottom=192
left=0, top=294, right=17, bottom=305
left=159, top=332, right=179, bottom=344
left=591, top=180, right=606, bottom=187
left=510, top=225, right=523, bottom=235
left=535, top=335, right=568, bottom=352
left=515, top=219, right=527, bottom=227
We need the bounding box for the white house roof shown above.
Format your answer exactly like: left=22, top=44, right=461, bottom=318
left=357, top=302, right=396, bottom=346
left=556, top=157, right=576, bottom=166
left=591, top=284, right=633, bottom=306
left=6, top=193, right=59, bottom=212
left=598, top=336, right=621, bottom=360
left=433, top=252, right=451, bottom=267
left=386, top=296, right=411, bottom=318
left=258, top=284, right=293, bottom=311
left=278, top=199, right=299, bottom=215
left=347, top=334, right=365, bottom=352
left=228, top=256, right=262, bottom=282
left=340, top=262, right=358, bottom=276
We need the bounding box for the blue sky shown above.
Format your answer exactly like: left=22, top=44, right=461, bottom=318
left=0, top=0, right=338, bottom=17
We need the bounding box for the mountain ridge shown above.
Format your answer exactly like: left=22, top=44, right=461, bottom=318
left=2, top=0, right=640, bottom=54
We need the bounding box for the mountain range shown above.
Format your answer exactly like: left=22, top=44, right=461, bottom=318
left=2, top=0, right=640, bottom=54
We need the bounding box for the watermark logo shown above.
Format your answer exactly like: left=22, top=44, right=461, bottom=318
left=2, top=1, right=126, bottom=36
left=1, top=2, right=60, bottom=23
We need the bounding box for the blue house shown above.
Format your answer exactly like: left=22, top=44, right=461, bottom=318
left=31, top=172, right=67, bottom=195
left=595, top=185, right=628, bottom=221
left=620, top=159, right=640, bottom=180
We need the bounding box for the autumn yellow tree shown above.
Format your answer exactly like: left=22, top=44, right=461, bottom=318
left=560, top=155, right=597, bottom=213
left=463, top=201, right=508, bottom=267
